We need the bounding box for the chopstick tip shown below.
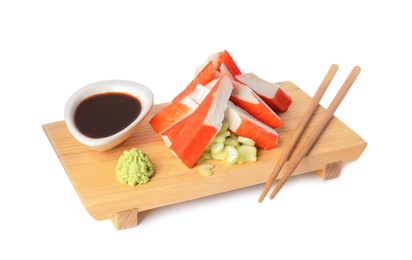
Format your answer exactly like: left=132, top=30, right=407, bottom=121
left=258, top=193, right=266, bottom=203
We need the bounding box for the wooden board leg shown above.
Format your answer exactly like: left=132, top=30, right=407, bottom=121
left=315, top=161, right=343, bottom=180
left=111, top=208, right=138, bottom=230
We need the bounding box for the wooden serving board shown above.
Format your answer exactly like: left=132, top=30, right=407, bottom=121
left=43, top=81, right=367, bottom=230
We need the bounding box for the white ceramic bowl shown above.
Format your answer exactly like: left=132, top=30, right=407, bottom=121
left=64, top=79, right=154, bottom=151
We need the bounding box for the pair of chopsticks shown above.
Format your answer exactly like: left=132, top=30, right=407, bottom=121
left=259, top=64, right=361, bottom=202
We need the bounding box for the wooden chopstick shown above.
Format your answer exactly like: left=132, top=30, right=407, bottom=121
left=269, top=66, right=361, bottom=200
left=258, top=64, right=339, bottom=202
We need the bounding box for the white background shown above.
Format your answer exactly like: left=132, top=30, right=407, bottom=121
left=1, top=0, right=411, bottom=259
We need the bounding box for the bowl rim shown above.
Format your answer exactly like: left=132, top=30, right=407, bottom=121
left=64, top=79, right=154, bottom=149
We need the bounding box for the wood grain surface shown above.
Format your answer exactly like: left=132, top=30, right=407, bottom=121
left=43, top=81, right=367, bottom=227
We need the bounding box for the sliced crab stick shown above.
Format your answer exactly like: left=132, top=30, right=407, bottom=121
left=149, top=79, right=219, bottom=135
left=188, top=79, right=218, bottom=103
left=150, top=71, right=218, bottom=135
left=235, top=72, right=292, bottom=112
left=173, top=61, right=217, bottom=103
left=150, top=79, right=223, bottom=135
left=225, top=101, right=279, bottom=150
left=196, top=50, right=242, bottom=77
left=162, top=75, right=233, bottom=168
left=191, top=78, right=283, bottom=128
left=229, top=81, right=283, bottom=128
left=149, top=95, right=198, bottom=134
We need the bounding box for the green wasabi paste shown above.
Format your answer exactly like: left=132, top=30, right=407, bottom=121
left=115, top=148, right=154, bottom=186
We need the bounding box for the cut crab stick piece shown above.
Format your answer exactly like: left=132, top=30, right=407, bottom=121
left=151, top=64, right=220, bottom=134
left=230, top=81, right=283, bottom=128
left=225, top=100, right=279, bottom=150
left=173, top=61, right=217, bottom=103
left=150, top=80, right=218, bottom=134
left=196, top=50, right=242, bottom=77
left=162, top=75, right=233, bottom=168
left=149, top=95, right=198, bottom=134
left=191, top=78, right=282, bottom=128
left=188, top=79, right=217, bottom=103
left=150, top=79, right=222, bottom=135
left=235, top=72, right=292, bottom=112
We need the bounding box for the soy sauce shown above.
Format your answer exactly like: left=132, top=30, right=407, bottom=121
left=74, top=92, right=142, bottom=138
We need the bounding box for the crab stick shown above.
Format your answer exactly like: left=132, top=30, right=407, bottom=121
left=188, top=79, right=218, bottom=103
left=149, top=79, right=218, bottom=135
left=150, top=72, right=219, bottom=135
left=225, top=101, right=279, bottom=150
left=192, top=78, right=283, bottom=128
left=149, top=95, right=198, bottom=134
left=173, top=61, right=217, bottom=103
left=162, top=75, right=234, bottom=168
left=235, top=72, right=292, bottom=112
left=196, top=50, right=242, bottom=77
left=229, top=81, right=283, bottom=128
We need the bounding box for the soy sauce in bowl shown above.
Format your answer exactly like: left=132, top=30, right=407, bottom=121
left=64, top=79, right=154, bottom=151
left=75, top=92, right=142, bottom=138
